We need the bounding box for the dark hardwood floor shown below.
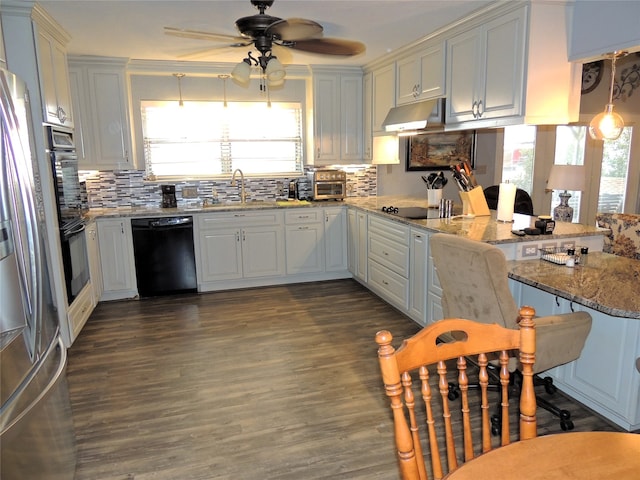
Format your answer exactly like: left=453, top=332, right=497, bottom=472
left=67, top=279, right=621, bottom=479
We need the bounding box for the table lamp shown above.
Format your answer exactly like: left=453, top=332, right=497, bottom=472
left=547, top=165, right=586, bottom=222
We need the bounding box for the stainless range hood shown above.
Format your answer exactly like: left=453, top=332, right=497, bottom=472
left=381, top=98, right=445, bottom=133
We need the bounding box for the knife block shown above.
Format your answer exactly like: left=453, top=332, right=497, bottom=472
left=459, top=186, right=491, bottom=216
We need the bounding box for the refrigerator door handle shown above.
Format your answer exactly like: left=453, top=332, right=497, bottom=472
left=0, top=337, right=66, bottom=434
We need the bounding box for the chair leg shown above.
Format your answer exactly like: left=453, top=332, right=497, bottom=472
left=532, top=375, right=574, bottom=431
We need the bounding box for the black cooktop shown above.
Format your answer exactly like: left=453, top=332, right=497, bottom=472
left=381, top=206, right=438, bottom=219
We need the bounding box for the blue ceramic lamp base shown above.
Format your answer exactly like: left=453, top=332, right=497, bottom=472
left=553, top=191, right=574, bottom=222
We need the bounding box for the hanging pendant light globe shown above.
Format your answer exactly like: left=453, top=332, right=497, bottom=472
left=588, top=51, right=626, bottom=141
left=588, top=104, right=624, bottom=141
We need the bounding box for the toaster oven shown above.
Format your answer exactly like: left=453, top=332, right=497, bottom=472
left=307, top=169, right=346, bottom=200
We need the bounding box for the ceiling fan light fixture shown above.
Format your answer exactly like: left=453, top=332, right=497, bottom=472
left=265, top=56, right=285, bottom=82
left=231, top=59, right=252, bottom=86
left=268, top=76, right=285, bottom=88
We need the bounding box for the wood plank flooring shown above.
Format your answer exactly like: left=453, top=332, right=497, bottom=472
left=67, top=280, right=621, bottom=480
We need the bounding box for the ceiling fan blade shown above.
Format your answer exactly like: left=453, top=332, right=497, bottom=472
left=288, top=38, right=365, bottom=56
left=266, top=18, right=323, bottom=41
left=164, top=26, right=247, bottom=44
left=270, top=44, right=293, bottom=64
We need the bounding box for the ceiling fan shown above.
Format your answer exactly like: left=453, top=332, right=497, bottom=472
left=164, top=0, right=365, bottom=85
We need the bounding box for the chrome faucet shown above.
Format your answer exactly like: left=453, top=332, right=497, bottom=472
left=231, top=169, right=246, bottom=204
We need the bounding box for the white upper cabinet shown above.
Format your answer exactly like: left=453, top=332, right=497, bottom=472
left=312, top=67, right=363, bottom=165
left=69, top=57, right=131, bottom=170
left=371, top=63, right=395, bottom=134
left=445, top=1, right=581, bottom=128
left=33, top=8, right=73, bottom=127
left=362, top=71, right=372, bottom=161
left=396, top=42, right=445, bottom=105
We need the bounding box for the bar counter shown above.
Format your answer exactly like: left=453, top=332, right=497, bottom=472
left=507, top=253, right=640, bottom=319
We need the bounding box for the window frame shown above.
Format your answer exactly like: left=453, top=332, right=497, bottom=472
left=128, top=72, right=309, bottom=179
left=141, top=99, right=304, bottom=179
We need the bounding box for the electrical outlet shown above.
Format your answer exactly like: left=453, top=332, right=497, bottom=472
left=521, top=245, right=538, bottom=258
left=276, top=181, right=284, bottom=196
left=561, top=241, right=575, bottom=250
left=182, top=187, right=198, bottom=198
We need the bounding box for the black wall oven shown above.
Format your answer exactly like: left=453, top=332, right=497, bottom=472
left=46, top=126, right=89, bottom=304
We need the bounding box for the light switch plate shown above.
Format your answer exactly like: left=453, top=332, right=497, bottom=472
left=521, top=244, right=538, bottom=258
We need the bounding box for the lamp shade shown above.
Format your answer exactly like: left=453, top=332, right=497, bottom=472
left=547, top=165, right=586, bottom=192
left=231, top=60, right=251, bottom=86
left=265, top=57, right=285, bottom=82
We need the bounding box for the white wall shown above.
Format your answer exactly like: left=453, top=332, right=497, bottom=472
left=376, top=129, right=498, bottom=199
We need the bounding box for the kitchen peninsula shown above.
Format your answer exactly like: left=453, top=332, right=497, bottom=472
left=506, top=253, right=640, bottom=432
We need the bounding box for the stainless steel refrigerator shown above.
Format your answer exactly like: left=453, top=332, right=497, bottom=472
left=0, top=67, right=77, bottom=478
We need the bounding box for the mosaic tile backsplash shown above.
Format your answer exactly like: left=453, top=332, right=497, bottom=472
left=81, top=166, right=377, bottom=209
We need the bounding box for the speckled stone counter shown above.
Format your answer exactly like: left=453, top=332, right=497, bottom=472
left=344, top=196, right=608, bottom=245
left=86, top=195, right=608, bottom=247
left=507, top=253, right=640, bottom=318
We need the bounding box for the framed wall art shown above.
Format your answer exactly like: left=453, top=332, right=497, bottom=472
left=405, top=130, right=476, bottom=171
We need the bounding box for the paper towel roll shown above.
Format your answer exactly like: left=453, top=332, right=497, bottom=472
left=497, top=182, right=517, bottom=222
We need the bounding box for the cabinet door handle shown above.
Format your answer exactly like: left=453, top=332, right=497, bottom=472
left=298, top=226, right=309, bottom=230
left=472, top=101, right=478, bottom=118
left=477, top=100, right=484, bottom=118
left=57, top=106, right=67, bottom=123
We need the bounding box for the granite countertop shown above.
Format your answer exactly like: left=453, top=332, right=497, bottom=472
left=507, top=253, right=640, bottom=319
left=344, top=196, right=608, bottom=245
left=84, top=199, right=318, bottom=220
left=86, top=195, right=608, bottom=245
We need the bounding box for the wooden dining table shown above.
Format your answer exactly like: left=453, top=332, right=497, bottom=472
left=443, top=431, right=640, bottom=479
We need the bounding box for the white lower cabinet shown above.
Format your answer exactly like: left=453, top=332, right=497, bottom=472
left=408, top=229, right=429, bottom=325
left=367, top=215, right=410, bottom=312
left=85, top=219, right=103, bottom=304
left=66, top=282, right=93, bottom=343
left=347, top=209, right=368, bottom=283
left=324, top=207, right=347, bottom=272
left=97, top=218, right=137, bottom=301
left=285, top=209, right=325, bottom=275
left=511, top=280, right=640, bottom=431
left=196, top=211, right=285, bottom=288
left=427, top=247, right=444, bottom=325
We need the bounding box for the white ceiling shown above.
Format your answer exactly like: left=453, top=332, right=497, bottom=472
left=38, top=0, right=494, bottom=67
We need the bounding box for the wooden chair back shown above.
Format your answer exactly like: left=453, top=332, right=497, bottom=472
left=376, top=306, right=537, bottom=480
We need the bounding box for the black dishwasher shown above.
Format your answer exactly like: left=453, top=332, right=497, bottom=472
left=131, top=216, right=197, bottom=297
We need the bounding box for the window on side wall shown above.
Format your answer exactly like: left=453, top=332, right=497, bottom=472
left=502, top=125, right=536, bottom=193
left=141, top=100, right=303, bottom=179
left=598, top=126, right=632, bottom=214
left=552, top=126, right=586, bottom=222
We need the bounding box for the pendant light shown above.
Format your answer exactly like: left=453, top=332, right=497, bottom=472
left=588, top=51, right=626, bottom=141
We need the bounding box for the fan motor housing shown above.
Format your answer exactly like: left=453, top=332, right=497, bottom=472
left=236, top=14, right=282, bottom=39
